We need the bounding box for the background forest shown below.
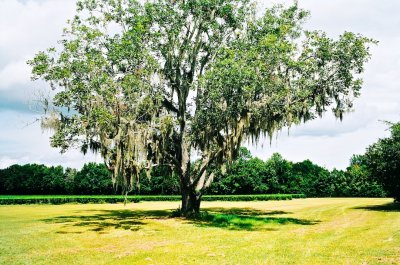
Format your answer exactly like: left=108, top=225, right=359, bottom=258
left=0, top=149, right=385, bottom=198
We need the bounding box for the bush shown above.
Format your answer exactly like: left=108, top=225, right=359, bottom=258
left=0, top=194, right=305, bottom=205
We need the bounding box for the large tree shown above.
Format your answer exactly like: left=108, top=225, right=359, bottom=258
left=29, top=0, right=374, bottom=215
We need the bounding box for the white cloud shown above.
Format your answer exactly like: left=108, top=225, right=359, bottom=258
left=0, top=0, right=75, bottom=67
left=0, top=0, right=76, bottom=109
left=0, top=156, right=19, bottom=169
left=248, top=120, right=392, bottom=170
left=0, top=111, right=101, bottom=169
left=0, top=0, right=97, bottom=169
left=0, top=60, right=31, bottom=89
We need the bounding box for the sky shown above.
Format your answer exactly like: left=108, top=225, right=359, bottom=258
left=0, top=0, right=399, bottom=170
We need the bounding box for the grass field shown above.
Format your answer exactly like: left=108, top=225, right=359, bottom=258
left=1, top=198, right=399, bottom=264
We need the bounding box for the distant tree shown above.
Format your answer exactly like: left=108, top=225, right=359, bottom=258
left=64, top=167, right=77, bottom=194
left=0, top=151, right=387, bottom=197
left=292, top=160, right=332, bottom=197
left=2, top=164, right=46, bottom=194
left=265, top=153, right=293, bottom=193
left=0, top=164, right=67, bottom=194
left=74, top=163, right=113, bottom=195
left=3, top=165, right=24, bottom=194
left=214, top=157, right=269, bottom=194
left=0, top=165, right=15, bottom=194
left=238, top=147, right=252, bottom=161
left=364, top=122, right=400, bottom=202
left=29, top=0, right=375, bottom=215
left=344, top=163, right=385, bottom=198
left=349, top=154, right=366, bottom=167
left=330, top=169, right=348, bottom=196
left=136, top=166, right=180, bottom=195
left=43, top=166, right=65, bottom=194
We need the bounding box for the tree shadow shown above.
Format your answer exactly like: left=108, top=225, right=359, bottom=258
left=42, top=207, right=320, bottom=233
left=42, top=209, right=170, bottom=234
left=187, top=207, right=320, bottom=231
left=353, top=202, right=400, bottom=212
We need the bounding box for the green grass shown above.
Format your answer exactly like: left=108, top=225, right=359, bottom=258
left=0, top=194, right=305, bottom=204
left=1, top=198, right=399, bottom=264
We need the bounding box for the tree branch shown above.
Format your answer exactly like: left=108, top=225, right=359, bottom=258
left=162, top=97, right=179, bottom=114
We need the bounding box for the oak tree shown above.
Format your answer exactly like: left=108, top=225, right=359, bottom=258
left=29, top=0, right=375, bottom=215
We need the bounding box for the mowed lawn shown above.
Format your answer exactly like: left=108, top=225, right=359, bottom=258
left=1, top=198, right=400, bottom=265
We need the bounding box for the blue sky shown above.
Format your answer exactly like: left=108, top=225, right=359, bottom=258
left=0, top=0, right=399, bottom=169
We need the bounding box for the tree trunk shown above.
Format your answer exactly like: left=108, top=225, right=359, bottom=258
left=181, top=185, right=202, bottom=217
left=178, top=129, right=202, bottom=216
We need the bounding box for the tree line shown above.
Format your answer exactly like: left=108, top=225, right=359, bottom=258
left=0, top=150, right=386, bottom=198
left=208, top=150, right=385, bottom=197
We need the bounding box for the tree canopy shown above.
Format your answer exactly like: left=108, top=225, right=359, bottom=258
left=29, top=0, right=375, bottom=215
left=364, top=122, right=400, bottom=202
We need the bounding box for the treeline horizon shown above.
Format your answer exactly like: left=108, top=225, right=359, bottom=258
left=0, top=149, right=386, bottom=198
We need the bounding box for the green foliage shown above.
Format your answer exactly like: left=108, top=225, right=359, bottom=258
left=343, top=164, right=386, bottom=198
left=265, top=153, right=294, bottom=194
left=292, top=160, right=332, bottom=197
left=0, top=163, right=113, bottom=195
left=211, top=157, right=269, bottom=195
left=0, top=195, right=127, bottom=205
left=73, top=163, right=113, bottom=194
left=208, top=148, right=385, bottom=198
left=64, top=167, right=77, bottom=194
left=0, top=164, right=65, bottom=194
left=28, top=0, right=375, bottom=209
left=136, top=166, right=180, bottom=195
left=364, top=122, right=400, bottom=201
left=0, top=147, right=386, bottom=198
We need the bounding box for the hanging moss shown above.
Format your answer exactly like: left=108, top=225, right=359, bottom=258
left=28, top=0, right=375, bottom=209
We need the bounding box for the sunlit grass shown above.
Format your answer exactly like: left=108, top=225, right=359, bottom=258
left=1, top=198, right=399, bottom=264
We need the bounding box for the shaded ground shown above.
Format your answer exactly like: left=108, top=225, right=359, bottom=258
left=353, top=202, right=400, bottom=212
left=192, top=207, right=319, bottom=230
left=42, top=209, right=169, bottom=233
left=42, top=207, right=319, bottom=232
